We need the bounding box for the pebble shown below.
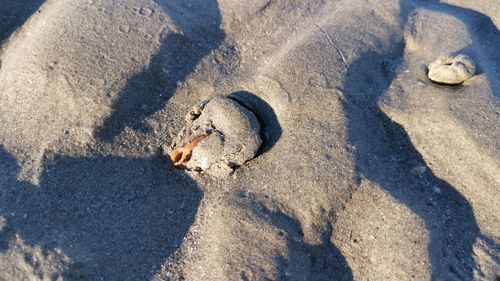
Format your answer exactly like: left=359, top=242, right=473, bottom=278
left=431, top=186, right=442, bottom=194
left=427, top=54, right=476, bottom=85
left=411, top=165, right=427, bottom=175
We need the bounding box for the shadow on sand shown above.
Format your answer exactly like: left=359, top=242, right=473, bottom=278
left=340, top=0, right=499, bottom=276
left=0, top=0, right=222, bottom=279
left=340, top=0, right=500, bottom=277
left=0, top=146, right=202, bottom=280
left=0, top=0, right=45, bottom=45
left=343, top=47, right=480, bottom=281
left=235, top=193, right=353, bottom=281
left=228, top=91, right=283, bottom=155
left=95, top=0, right=224, bottom=141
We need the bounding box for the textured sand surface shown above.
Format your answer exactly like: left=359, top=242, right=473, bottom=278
left=0, top=0, right=498, bottom=280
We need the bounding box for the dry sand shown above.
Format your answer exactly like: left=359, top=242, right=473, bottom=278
left=0, top=0, right=499, bottom=280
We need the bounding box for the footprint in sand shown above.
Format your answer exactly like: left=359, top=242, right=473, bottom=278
left=427, top=54, right=476, bottom=85
left=166, top=96, right=262, bottom=177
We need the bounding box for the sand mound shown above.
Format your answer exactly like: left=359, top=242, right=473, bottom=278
left=0, top=0, right=498, bottom=280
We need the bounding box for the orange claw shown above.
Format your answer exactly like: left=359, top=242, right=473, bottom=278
left=170, top=134, right=208, bottom=169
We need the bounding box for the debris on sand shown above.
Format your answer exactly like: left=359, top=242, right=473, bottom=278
left=170, top=134, right=209, bottom=168
left=167, top=96, right=262, bottom=177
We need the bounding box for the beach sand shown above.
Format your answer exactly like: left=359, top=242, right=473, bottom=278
left=0, top=0, right=498, bottom=280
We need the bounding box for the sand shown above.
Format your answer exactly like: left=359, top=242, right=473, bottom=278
left=0, top=0, right=498, bottom=280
